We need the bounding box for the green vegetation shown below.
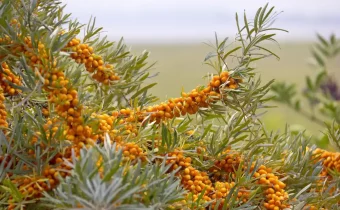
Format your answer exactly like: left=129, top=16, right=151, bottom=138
left=131, top=43, right=336, bottom=134
left=1, top=0, right=339, bottom=209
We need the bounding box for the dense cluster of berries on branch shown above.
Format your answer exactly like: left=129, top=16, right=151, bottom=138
left=0, top=42, right=85, bottom=208
left=0, top=33, right=129, bottom=207
left=87, top=71, right=242, bottom=146
left=0, top=62, right=22, bottom=96
left=313, top=148, right=340, bottom=176
left=18, top=37, right=96, bottom=148
left=159, top=149, right=290, bottom=210
left=66, top=38, right=120, bottom=84
left=0, top=34, right=122, bottom=98
left=310, top=148, right=340, bottom=207
left=0, top=88, right=8, bottom=131
left=161, top=150, right=213, bottom=206
left=254, top=165, right=289, bottom=210
left=112, top=71, right=240, bottom=124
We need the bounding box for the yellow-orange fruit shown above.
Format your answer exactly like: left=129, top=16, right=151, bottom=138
left=0, top=88, right=8, bottom=133
left=0, top=62, right=22, bottom=96
left=66, top=38, right=119, bottom=84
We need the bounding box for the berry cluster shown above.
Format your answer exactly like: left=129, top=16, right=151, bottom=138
left=21, top=38, right=98, bottom=150
left=209, top=150, right=289, bottom=209
left=8, top=177, right=44, bottom=210
left=313, top=148, right=340, bottom=176
left=163, top=149, right=289, bottom=209
left=10, top=18, right=20, bottom=28
left=253, top=165, right=289, bottom=210
left=164, top=150, right=192, bottom=172
left=303, top=205, right=327, bottom=210
left=7, top=163, right=71, bottom=210
left=1, top=35, right=122, bottom=97
left=210, top=71, right=241, bottom=90
left=211, top=182, right=250, bottom=209
left=210, top=150, right=242, bottom=181
left=2, top=39, right=98, bottom=206
left=66, top=38, right=120, bottom=84
left=310, top=148, right=340, bottom=207
left=89, top=112, right=139, bottom=144
left=0, top=36, right=12, bottom=60
left=109, top=71, right=241, bottom=127
left=121, top=142, right=147, bottom=163
left=163, top=150, right=213, bottom=203
left=0, top=36, right=143, bottom=207
left=181, top=166, right=214, bottom=201
left=0, top=62, right=22, bottom=95
left=0, top=88, right=8, bottom=131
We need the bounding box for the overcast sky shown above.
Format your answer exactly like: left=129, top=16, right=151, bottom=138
left=61, top=0, right=340, bottom=43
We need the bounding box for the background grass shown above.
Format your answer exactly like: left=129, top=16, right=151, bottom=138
left=129, top=42, right=339, bottom=137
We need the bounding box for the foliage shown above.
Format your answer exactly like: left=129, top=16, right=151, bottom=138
left=271, top=34, right=340, bottom=149
left=0, top=1, right=339, bottom=210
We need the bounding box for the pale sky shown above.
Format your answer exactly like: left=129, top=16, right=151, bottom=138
left=61, top=0, right=340, bottom=43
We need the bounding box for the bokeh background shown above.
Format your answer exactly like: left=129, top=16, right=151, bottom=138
left=62, top=0, right=340, bottom=135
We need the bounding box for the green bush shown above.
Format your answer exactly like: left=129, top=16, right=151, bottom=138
left=0, top=1, right=339, bottom=209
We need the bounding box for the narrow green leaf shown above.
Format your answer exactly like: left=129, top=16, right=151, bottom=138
left=261, top=28, right=289, bottom=33
left=204, top=51, right=217, bottom=61
left=235, top=13, right=246, bottom=51
left=130, top=83, right=157, bottom=99
left=244, top=12, right=251, bottom=41
left=262, top=6, right=275, bottom=25
left=223, top=46, right=242, bottom=60
left=254, top=7, right=262, bottom=33
left=317, top=33, right=329, bottom=47
left=255, top=45, right=280, bottom=60
left=294, top=183, right=312, bottom=199
left=330, top=34, right=336, bottom=45
left=3, top=179, right=23, bottom=202
left=258, top=3, right=269, bottom=28
left=311, top=50, right=325, bottom=67
left=218, top=37, right=229, bottom=51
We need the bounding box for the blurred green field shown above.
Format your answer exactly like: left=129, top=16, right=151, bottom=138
left=130, top=42, right=339, bottom=136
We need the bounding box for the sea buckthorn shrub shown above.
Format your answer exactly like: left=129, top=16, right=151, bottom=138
left=0, top=1, right=339, bottom=210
